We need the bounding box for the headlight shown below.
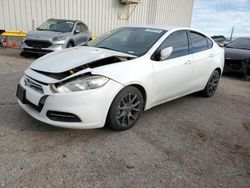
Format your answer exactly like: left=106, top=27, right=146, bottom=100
left=52, top=36, right=66, bottom=41
left=51, top=75, right=109, bottom=93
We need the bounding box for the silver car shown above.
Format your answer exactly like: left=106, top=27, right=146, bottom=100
left=21, top=18, right=91, bottom=56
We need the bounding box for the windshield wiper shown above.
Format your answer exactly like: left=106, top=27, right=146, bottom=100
left=49, top=29, right=64, bottom=32
left=96, top=46, right=138, bottom=56
left=97, top=46, right=114, bottom=51
left=37, top=28, right=48, bottom=31
left=37, top=28, right=65, bottom=32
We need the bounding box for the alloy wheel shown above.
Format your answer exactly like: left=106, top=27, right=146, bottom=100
left=208, top=71, right=220, bottom=96
left=116, top=93, right=142, bottom=127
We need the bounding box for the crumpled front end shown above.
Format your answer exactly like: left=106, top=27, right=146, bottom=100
left=17, top=68, right=124, bottom=129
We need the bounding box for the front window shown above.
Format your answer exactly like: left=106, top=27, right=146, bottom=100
left=225, top=38, right=250, bottom=50
left=87, top=27, right=166, bottom=56
left=156, top=30, right=189, bottom=60
left=37, top=20, right=75, bottom=33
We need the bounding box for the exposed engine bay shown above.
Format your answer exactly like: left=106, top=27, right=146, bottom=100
left=30, top=56, right=133, bottom=80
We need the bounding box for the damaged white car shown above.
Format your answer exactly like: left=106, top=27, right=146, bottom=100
left=16, top=26, right=224, bottom=130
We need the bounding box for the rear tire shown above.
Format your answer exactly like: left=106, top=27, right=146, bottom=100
left=106, top=86, right=144, bottom=131
left=200, top=70, right=220, bottom=97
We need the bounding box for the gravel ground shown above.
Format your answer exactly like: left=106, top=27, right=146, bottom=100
left=0, top=49, right=249, bottom=188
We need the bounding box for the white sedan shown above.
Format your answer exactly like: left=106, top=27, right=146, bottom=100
left=16, top=26, right=224, bottom=131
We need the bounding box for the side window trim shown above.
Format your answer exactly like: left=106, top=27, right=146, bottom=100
left=206, top=37, right=214, bottom=49
left=186, top=30, right=192, bottom=54
left=187, top=30, right=194, bottom=54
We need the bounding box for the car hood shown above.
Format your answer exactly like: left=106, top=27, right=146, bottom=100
left=224, top=47, right=250, bottom=60
left=29, top=46, right=135, bottom=73
left=26, top=30, right=68, bottom=40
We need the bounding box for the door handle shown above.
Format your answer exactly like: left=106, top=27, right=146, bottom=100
left=209, top=54, right=214, bottom=58
left=184, top=60, right=192, bottom=65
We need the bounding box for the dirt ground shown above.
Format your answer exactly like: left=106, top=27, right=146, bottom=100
left=0, top=49, right=249, bottom=188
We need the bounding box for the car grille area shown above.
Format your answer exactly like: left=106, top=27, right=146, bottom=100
left=23, top=48, right=53, bottom=54
left=25, top=40, right=51, bottom=48
left=24, top=76, right=44, bottom=93
left=46, top=111, right=81, bottom=122
left=17, top=84, right=46, bottom=112
left=27, top=100, right=44, bottom=112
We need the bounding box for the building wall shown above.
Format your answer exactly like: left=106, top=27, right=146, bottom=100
left=0, top=0, right=194, bottom=35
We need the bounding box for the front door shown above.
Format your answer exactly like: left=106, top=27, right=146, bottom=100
left=151, top=30, right=194, bottom=104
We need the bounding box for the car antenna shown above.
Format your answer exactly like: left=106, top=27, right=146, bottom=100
left=230, top=26, right=234, bottom=41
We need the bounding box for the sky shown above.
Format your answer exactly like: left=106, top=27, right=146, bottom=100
left=192, top=0, right=250, bottom=37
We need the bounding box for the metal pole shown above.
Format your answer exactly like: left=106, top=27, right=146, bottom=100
left=230, top=26, right=234, bottom=41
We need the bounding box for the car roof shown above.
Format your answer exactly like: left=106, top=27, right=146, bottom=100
left=126, top=25, right=212, bottom=38
left=127, top=25, right=204, bottom=32
left=49, top=18, right=81, bottom=23
left=128, top=25, right=177, bottom=31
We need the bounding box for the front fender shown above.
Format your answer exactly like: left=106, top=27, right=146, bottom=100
left=91, top=56, right=154, bottom=109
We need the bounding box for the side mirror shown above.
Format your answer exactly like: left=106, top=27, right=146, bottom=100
left=160, top=47, right=173, bottom=61
left=75, top=29, right=80, bottom=34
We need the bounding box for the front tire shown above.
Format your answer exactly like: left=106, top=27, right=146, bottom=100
left=67, top=42, right=74, bottom=48
left=106, top=86, right=144, bottom=131
left=20, top=51, right=31, bottom=58
left=201, top=70, right=220, bottom=97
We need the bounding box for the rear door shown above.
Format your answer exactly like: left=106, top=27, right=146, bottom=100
left=151, top=30, right=194, bottom=104
left=188, top=31, right=214, bottom=89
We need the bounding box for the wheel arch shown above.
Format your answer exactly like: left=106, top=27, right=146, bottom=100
left=215, top=67, right=222, bottom=76
left=105, top=83, right=147, bottom=130
left=205, top=67, right=222, bottom=87
left=67, top=40, right=75, bottom=47
left=127, top=84, right=147, bottom=110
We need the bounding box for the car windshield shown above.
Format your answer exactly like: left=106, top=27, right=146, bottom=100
left=37, top=20, right=74, bottom=33
left=87, top=27, right=166, bottom=56
left=225, top=38, right=250, bottom=50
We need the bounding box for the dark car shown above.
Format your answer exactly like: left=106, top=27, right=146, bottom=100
left=211, top=35, right=230, bottom=47
left=224, top=37, right=250, bottom=80
left=0, top=29, right=5, bottom=47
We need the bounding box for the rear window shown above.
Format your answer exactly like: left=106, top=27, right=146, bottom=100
left=190, top=32, right=209, bottom=53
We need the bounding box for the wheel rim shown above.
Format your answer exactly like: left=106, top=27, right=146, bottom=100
left=208, top=71, right=220, bottom=95
left=116, top=93, right=142, bottom=127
